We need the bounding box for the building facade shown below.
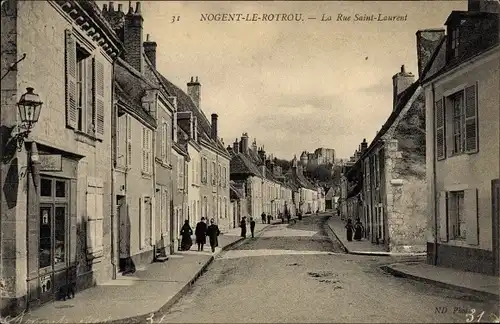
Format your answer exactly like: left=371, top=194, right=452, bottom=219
left=422, top=3, right=499, bottom=275
left=0, top=0, right=121, bottom=314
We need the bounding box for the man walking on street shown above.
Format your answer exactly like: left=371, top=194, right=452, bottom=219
left=195, top=217, right=208, bottom=251
left=207, top=218, right=220, bottom=253
left=250, top=217, right=256, bottom=238
left=240, top=217, right=247, bottom=238
left=261, top=212, right=266, bottom=224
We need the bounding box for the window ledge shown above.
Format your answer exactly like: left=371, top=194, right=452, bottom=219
left=115, top=166, right=128, bottom=173
left=75, top=130, right=101, bottom=145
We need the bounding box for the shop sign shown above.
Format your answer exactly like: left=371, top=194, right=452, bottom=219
left=39, top=155, right=62, bottom=171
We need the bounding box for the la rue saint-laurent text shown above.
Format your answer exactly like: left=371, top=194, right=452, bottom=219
left=198, top=13, right=408, bottom=22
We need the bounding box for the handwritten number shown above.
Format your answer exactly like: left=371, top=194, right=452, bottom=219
left=171, top=15, right=180, bottom=23
left=466, top=309, right=476, bottom=323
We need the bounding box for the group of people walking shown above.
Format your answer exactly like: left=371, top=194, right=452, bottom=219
left=239, top=216, right=256, bottom=238
left=179, top=217, right=221, bottom=253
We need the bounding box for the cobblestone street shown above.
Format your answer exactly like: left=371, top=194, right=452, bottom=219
left=146, top=215, right=499, bottom=323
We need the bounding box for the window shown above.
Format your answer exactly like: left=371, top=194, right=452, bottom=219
left=203, top=196, right=208, bottom=219
left=161, top=120, right=167, bottom=163
left=39, top=177, right=69, bottom=270
left=218, top=164, right=222, bottom=187
left=449, top=191, right=465, bottom=240
left=142, top=127, right=152, bottom=174
left=211, top=161, right=216, bottom=186
left=178, top=158, right=184, bottom=190
left=451, top=90, right=465, bottom=154
left=451, top=27, right=459, bottom=58
left=65, top=29, right=104, bottom=139
left=202, top=158, right=208, bottom=184
left=116, top=115, right=128, bottom=168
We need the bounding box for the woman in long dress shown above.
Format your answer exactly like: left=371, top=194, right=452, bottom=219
left=345, top=219, right=354, bottom=242
left=180, top=220, right=193, bottom=251
left=354, top=218, right=365, bottom=241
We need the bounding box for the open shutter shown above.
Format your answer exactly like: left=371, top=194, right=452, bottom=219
left=127, top=115, right=132, bottom=166
left=148, top=129, right=152, bottom=173
left=464, top=188, right=479, bottom=245
left=93, top=58, right=105, bottom=140
left=438, top=191, right=448, bottom=242
left=141, top=128, right=146, bottom=172
left=161, top=121, right=166, bottom=161
left=435, top=98, right=446, bottom=161
left=65, top=29, right=77, bottom=129
left=464, top=84, right=478, bottom=153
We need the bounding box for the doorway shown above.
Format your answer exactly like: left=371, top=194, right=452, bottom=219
left=116, top=195, right=130, bottom=272
left=38, top=177, right=69, bottom=302
left=492, top=179, right=500, bottom=276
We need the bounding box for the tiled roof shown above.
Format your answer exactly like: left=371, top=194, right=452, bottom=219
left=230, top=181, right=244, bottom=200
left=230, top=153, right=262, bottom=176
left=157, top=75, right=229, bottom=158
left=114, top=61, right=156, bottom=128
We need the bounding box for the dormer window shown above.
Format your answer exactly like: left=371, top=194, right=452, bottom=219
left=451, top=27, right=460, bottom=58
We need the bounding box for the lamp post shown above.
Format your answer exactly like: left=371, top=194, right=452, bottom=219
left=15, top=87, right=43, bottom=151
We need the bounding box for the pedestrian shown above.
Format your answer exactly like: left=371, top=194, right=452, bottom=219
left=250, top=217, right=256, bottom=238
left=179, top=220, right=193, bottom=251
left=337, top=208, right=341, bottom=218
left=286, top=210, right=291, bottom=224
left=195, top=217, right=208, bottom=251
left=354, top=218, right=365, bottom=241
left=266, top=214, right=271, bottom=224
left=261, top=212, right=266, bottom=224
left=206, top=218, right=220, bottom=253
left=345, top=219, right=354, bottom=242
left=240, top=217, right=247, bottom=238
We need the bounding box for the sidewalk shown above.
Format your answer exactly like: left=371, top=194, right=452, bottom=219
left=326, top=215, right=426, bottom=256
left=380, top=262, right=500, bottom=300
left=20, top=224, right=270, bottom=324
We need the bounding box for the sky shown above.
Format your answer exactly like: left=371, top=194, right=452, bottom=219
left=101, top=0, right=467, bottom=160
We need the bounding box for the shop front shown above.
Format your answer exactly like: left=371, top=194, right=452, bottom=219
left=26, top=145, right=80, bottom=308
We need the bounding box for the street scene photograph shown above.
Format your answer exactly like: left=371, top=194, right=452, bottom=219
left=0, top=0, right=499, bottom=323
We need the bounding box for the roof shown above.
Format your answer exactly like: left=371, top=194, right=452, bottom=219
left=114, top=59, right=157, bottom=128
left=230, top=153, right=262, bottom=176
left=157, top=75, right=230, bottom=159
left=230, top=181, right=244, bottom=200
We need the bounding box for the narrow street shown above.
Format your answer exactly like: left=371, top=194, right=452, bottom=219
left=149, top=214, right=498, bottom=323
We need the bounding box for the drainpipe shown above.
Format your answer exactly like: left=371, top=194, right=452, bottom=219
left=431, top=82, right=438, bottom=266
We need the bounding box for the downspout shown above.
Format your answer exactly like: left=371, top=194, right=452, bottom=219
left=152, top=95, right=157, bottom=262
left=110, top=63, right=117, bottom=279
left=431, top=82, right=438, bottom=265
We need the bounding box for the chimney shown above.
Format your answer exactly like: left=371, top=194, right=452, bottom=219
left=123, top=2, right=144, bottom=73
left=187, top=76, right=201, bottom=110
left=361, top=138, right=368, bottom=153
left=416, top=29, right=445, bottom=78
left=252, top=138, right=258, bottom=154
left=468, top=0, right=500, bottom=12
left=240, top=133, right=249, bottom=154
left=258, top=147, right=266, bottom=162
left=392, top=65, right=415, bottom=111
left=233, top=138, right=240, bottom=154
left=211, top=113, right=218, bottom=141
left=226, top=145, right=234, bottom=156
left=143, top=34, right=157, bottom=68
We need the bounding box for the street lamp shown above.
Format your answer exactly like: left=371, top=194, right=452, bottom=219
left=15, top=87, right=43, bottom=150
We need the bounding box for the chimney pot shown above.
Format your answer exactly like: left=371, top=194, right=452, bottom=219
left=109, top=1, right=114, bottom=11
left=135, top=1, right=141, bottom=14
left=146, top=34, right=150, bottom=41
left=190, top=76, right=194, bottom=82
left=196, top=76, right=199, bottom=82
left=127, top=1, right=133, bottom=14
left=211, top=113, right=218, bottom=141
left=103, top=3, right=108, bottom=11
left=401, top=65, right=405, bottom=73
left=118, top=3, right=123, bottom=11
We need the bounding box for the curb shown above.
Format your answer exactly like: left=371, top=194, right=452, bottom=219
left=105, top=225, right=272, bottom=324
left=326, top=218, right=426, bottom=257
left=380, top=264, right=500, bottom=301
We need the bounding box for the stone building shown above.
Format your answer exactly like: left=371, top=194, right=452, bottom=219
left=360, top=64, right=428, bottom=253
left=0, top=0, right=121, bottom=314
left=158, top=76, right=231, bottom=232
left=229, top=181, right=247, bottom=228
left=422, top=0, right=499, bottom=275
left=171, top=132, right=189, bottom=251
left=286, top=156, right=317, bottom=214
left=229, top=134, right=293, bottom=221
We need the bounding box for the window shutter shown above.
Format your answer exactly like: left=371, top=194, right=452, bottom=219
left=464, top=188, right=479, bottom=245
left=148, top=129, right=152, bottom=173
left=65, top=29, right=77, bottom=129
left=93, top=58, right=105, bottom=139
left=126, top=115, right=132, bottom=166
left=438, top=191, right=448, bottom=242
left=161, top=122, right=166, bottom=160
left=464, top=84, right=478, bottom=153
left=141, top=128, right=146, bottom=172
left=435, top=98, right=446, bottom=161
